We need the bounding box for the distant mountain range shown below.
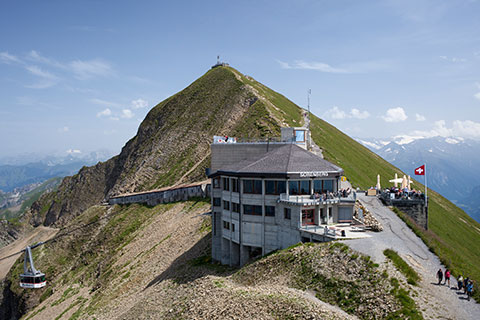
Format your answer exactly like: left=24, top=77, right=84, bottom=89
left=0, top=149, right=114, bottom=193
left=356, top=136, right=480, bottom=222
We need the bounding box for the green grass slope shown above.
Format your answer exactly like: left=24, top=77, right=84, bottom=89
left=234, top=70, right=480, bottom=299
left=234, top=71, right=480, bottom=299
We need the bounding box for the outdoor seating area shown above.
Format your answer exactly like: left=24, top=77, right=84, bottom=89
left=300, top=223, right=372, bottom=240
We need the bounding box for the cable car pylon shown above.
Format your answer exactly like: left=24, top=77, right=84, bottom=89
left=19, top=242, right=46, bottom=289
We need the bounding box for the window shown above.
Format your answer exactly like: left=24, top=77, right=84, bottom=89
left=300, top=180, right=310, bottom=194
left=265, top=205, right=275, bottom=217
left=323, top=180, right=333, bottom=192
left=289, top=180, right=299, bottom=195
left=284, top=207, right=291, bottom=220
left=295, top=130, right=305, bottom=142
left=213, top=177, right=220, bottom=189
left=213, top=197, right=221, bottom=207
left=313, top=179, right=334, bottom=193
left=265, top=180, right=287, bottom=195
left=232, top=178, right=239, bottom=193
left=232, top=202, right=240, bottom=213
left=289, top=180, right=310, bottom=195
left=223, top=177, right=229, bottom=191
left=223, top=220, right=230, bottom=230
left=243, top=204, right=262, bottom=215
left=243, top=179, right=262, bottom=194
left=232, top=223, right=235, bottom=232
left=223, top=200, right=230, bottom=210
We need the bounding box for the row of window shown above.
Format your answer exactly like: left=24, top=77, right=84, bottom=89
left=213, top=177, right=334, bottom=195
left=223, top=220, right=236, bottom=231
left=214, top=199, right=277, bottom=217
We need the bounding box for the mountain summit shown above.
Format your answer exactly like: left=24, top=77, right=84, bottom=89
left=29, top=66, right=288, bottom=227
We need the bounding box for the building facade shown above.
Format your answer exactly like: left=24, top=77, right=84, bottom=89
left=209, top=128, right=355, bottom=266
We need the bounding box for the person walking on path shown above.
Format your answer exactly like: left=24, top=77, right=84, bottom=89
left=458, top=275, right=464, bottom=291
left=464, top=277, right=470, bottom=294
left=466, top=281, right=474, bottom=301
left=444, top=269, right=451, bottom=287
left=437, top=268, right=444, bottom=285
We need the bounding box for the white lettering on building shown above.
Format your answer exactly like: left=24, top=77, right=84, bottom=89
left=299, top=171, right=329, bottom=177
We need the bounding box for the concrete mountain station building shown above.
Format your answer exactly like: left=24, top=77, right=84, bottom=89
left=209, top=127, right=356, bottom=266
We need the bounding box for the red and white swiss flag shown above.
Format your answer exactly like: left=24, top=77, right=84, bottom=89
left=414, top=165, right=425, bottom=176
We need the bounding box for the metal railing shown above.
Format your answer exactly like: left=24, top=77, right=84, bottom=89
left=300, top=225, right=337, bottom=238
left=279, top=192, right=355, bottom=205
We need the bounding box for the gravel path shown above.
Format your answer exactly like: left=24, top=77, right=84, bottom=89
left=341, top=194, right=480, bottom=320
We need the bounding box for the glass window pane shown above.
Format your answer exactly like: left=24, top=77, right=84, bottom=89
left=277, top=181, right=286, bottom=194
left=254, top=180, right=262, bottom=194
left=313, top=180, right=322, bottom=193
left=265, top=206, right=275, bottom=217
left=295, top=130, right=305, bottom=142
left=289, top=181, right=299, bottom=195
left=243, top=180, right=252, bottom=193
left=265, top=180, right=275, bottom=194
left=300, top=180, right=310, bottom=195
left=323, top=180, right=333, bottom=192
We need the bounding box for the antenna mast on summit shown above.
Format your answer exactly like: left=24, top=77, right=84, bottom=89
left=307, top=89, right=311, bottom=130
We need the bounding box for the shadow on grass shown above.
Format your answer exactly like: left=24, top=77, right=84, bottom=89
left=144, top=233, right=238, bottom=290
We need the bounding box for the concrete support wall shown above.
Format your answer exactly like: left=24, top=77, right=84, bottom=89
left=393, top=201, right=428, bottom=230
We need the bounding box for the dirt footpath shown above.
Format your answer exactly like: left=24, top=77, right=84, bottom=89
left=0, top=226, right=59, bottom=280
left=342, top=194, right=480, bottom=320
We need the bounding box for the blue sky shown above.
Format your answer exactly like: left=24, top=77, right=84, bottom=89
left=1, top=0, right=479, bottom=158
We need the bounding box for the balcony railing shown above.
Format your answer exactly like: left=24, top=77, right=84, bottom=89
left=300, top=225, right=337, bottom=239
left=279, top=192, right=355, bottom=205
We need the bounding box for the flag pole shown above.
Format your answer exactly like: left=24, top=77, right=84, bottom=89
left=424, top=163, right=428, bottom=206
left=425, top=163, right=428, bottom=230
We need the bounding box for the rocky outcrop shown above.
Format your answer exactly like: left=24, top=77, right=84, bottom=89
left=355, top=200, right=383, bottom=232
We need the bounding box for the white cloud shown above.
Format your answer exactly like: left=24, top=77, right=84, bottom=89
left=415, top=113, right=426, bottom=121
left=66, top=149, right=81, bottom=154
left=24, top=65, right=59, bottom=88
left=278, top=60, right=349, bottom=73
left=0, top=52, right=21, bottom=64
left=324, top=106, right=370, bottom=120
left=69, top=59, right=113, bottom=80
left=382, top=107, right=408, bottom=122
left=439, top=55, right=467, bottom=63
left=97, top=108, right=112, bottom=118
left=324, top=106, right=347, bottom=119
left=350, top=108, right=370, bottom=119
left=408, top=119, right=480, bottom=140
left=131, top=98, right=148, bottom=109
left=452, top=120, right=480, bottom=139
left=121, top=109, right=134, bottom=119
left=90, top=98, right=120, bottom=107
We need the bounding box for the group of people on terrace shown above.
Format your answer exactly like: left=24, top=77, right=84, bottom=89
left=311, top=187, right=352, bottom=201
left=383, top=186, right=425, bottom=200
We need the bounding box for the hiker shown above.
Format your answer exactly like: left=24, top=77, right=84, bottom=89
left=444, top=269, right=451, bottom=287
left=458, top=275, right=464, bottom=291
left=464, top=277, right=470, bottom=294
left=466, top=281, right=474, bottom=301
left=437, top=268, right=443, bottom=285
